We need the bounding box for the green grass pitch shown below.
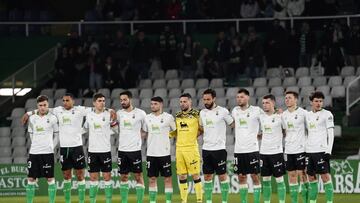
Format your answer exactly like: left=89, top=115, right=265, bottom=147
left=2, top=193, right=360, bottom=202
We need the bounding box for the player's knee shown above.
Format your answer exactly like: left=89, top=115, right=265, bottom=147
left=120, top=174, right=129, bottom=182
left=308, top=175, right=316, bottom=182
left=219, top=173, right=227, bottom=182
left=320, top=173, right=330, bottom=183
left=239, top=174, right=247, bottom=184
left=179, top=174, right=187, bottom=181
left=103, top=173, right=111, bottom=181
left=134, top=173, right=143, bottom=183
left=192, top=174, right=201, bottom=181
left=204, top=174, right=213, bottom=181
left=63, top=170, right=72, bottom=180
left=164, top=176, right=172, bottom=184
left=76, top=170, right=85, bottom=181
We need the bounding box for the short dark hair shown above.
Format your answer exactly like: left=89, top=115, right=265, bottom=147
left=238, top=88, right=250, bottom=96
left=120, top=90, right=132, bottom=99
left=180, top=93, right=192, bottom=99
left=203, top=88, right=216, bottom=98
left=63, top=93, right=74, bottom=99
left=151, top=96, right=163, bottom=103
left=263, top=94, right=276, bottom=101
left=93, top=93, right=105, bottom=102
left=285, top=91, right=299, bottom=99
left=36, top=95, right=48, bottom=103
left=309, top=91, right=325, bottom=101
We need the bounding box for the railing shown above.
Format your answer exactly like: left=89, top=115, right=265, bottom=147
left=346, top=75, right=360, bottom=116
left=0, top=46, right=58, bottom=104
left=1, top=14, right=360, bottom=36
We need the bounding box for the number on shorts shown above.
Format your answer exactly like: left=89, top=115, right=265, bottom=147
left=147, top=161, right=150, bottom=169
left=27, top=161, right=32, bottom=169
left=234, top=157, right=238, bottom=165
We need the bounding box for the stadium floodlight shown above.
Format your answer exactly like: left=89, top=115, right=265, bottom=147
left=0, top=88, right=32, bottom=96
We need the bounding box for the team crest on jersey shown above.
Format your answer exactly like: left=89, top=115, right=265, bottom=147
left=62, top=116, right=71, bottom=124
left=205, top=119, right=213, bottom=126
left=151, top=124, right=160, bottom=132
left=239, top=118, right=247, bottom=126
left=35, top=126, right=45, bottom=132
left=123, top=120, right=132, bottom=128
left=287, top=122, right=294, bottom=129
left=93, top=123, right=102, bottom=129
left=309, top=122, right=316, bottom=129
left=264, top=125, right=272, bottom=133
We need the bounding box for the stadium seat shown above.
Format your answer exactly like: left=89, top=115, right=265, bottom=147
left=0, top=157, right=12, bottom=164
left=139, top=79, right=152, bottom=89
left=343, top=76, right=357, bottom=87
left=168, top=88, right=182, bottom=98
left=214, top=88, right=225, bottom=97
left=139, top=88, right=153, bottom=99
left=249, top=97, right=257, bottom=106
left=295, top=67, right=309, bottom=77
left=312, top=76, right=327, bottom=87
left=226, top=134, right=234, bottom=145
left=341, top=66, right=355, bottom=77
left=132, top=98, right=140, bottom=107
left=152, top=79, right=166, bottom=89
left=275, top=96, right=285, bottom=108
left=216, top=98, right=227, bottom=107
left=140, top=98, right=151, bottom=108
left=271, top=86, right=285, bottom=96
left=112, top=99, right=121, bottom=109
left=169, top=98, right=179, bottom=108
left=255, top=87, right=269, bottom=97
left=12, top=146, right=27, bottom=157
left=10, top=118, right=22, bottom=129
left=266, top=68, right=281, bottom=78
left=25, top=98, right=37, bottom=111
left=196, top=78, right=209, bottom=88
left=183, top=88, right=196, bottom=98
left=226, top=87, right=239, bottom=98
left=210, top=78, right=223, bottom=88
left=286, top=86, right=300, bottom=93
left=154, top=88, right=168, bottom=98
left=282, top=77, right=297, bottom=87
left=324, top=96, right=333, bottom=107
left=228, top=98, right=237, bottom=109
left=54, top=88, right=67, bottom=100
left=0, top=127, right=11, bottom=137
left=328, top=76, right=343, bottom=87
left=13, top=157, right=27, bottom=164
left=111, top=88, right=125, bottom=99
left=149, top=70, right=164, bottom=80
left=0, top=137, right=11, bottom=146
left=268, top=78, right=282, bottom=87
left=297, top=76, right=312, bottom=87
left=316, top=85, right=331, bottom=96
left=83, top=98, right=93, bottom=107
left=181, top=79, right=195, bottom=89
left=244, top=87, right=255, bottom=97
left=197, top=88, right=207, bottom=98
left=165, top=69, right=179, bottom=79
left=300, top=86, right=315, bottom=97
left=40, top=88, right=53, bottom=98
left=98, top=88, right=110, bottom=98
left=128, top=88, right=139, bottom=97
left=167, top=79, right=180, bottom=89
left=331, top=86, right=346, bottom=98
left=357, top=67, right=360, bottom=76
left=12, top=136, right=26, bottom=147
left=10, top=108, right=25, bottom=119
left=11, top=127, right=25, bottom=137
left=74, top=98, right=82, bottom=106
left=54, top=99, right=62, bottom=107
left=253, top=77, right=267, bottom=87
left=226, top=144, right=235, bottom=160
left=0, top=146, right=11, bottom=157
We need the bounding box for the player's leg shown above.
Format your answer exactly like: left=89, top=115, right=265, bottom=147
left=287, top=154, right=299, bottom=203
left=60, top=147, right=72, bottom=203
left=202, top=150, right=215, bottom=203
left=320, top=153, right=333, bottom=203
left=307, top=153, right=318, bottom=203
left=101, top=152, right=113, bottom=203
left=160, top=155, right=173, bottom=203
left=88, top=153, right=100, bottom=203
left=131, top=151, right=145, bottom=203
left=46, top=177, right=57, bottom=203
left=176, top=150, right=189, bottom=203
left=273, top=154, right=286, bottom=203
left=73, top=146, right=86, bottom=203
left=186, top=150, right=202, bottom=203
left=62, top=169, right=72, bottom=203
left=250, top=173, right=261, bottom=203
left=26, top=177, right=37, bottom=203
left=192, top=173, right=203, bottom=203
left=118, top=151, right=130, bottom=203
left=147, top=156, right=158, bottom=203
left=75, top=168, right=86, bottom=203
left=149, top=176, right=158, bottom=203
left=234, top=153, right=248, bottom=203
left=216, top=150, right=229, bottom=203
left=260, top=155, right=272, bottom=203
left=26, top=155, right=37, bottom=203
left=299, top=170, right=309, bottom=203
left=44, top=154, right=56, bottom=203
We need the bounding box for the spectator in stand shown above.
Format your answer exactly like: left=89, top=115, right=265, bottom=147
left=227, top=37, right=246, bottom=82
left=213, top=31, right=231, bottom=77
left=298, top=22, right=315, bottom=67
left=102, top=0, right=122, bottom=20
left=132, top=30, right=153, bottom=79
left=240, top=0, right=260, bottom=18
left=166, top=0, right=182, bottom=19
left=287, top=0, right=305, bottom=17
left=73, top=46, right=88, bottom=94
left=110, top=30, right=130, bottom=68
left=199, top=0, right=214, bottom=19
left=197, top=48, right=220, bottom=80
left=159, top=26, right=178, bottom=70
left=55, top=47, right=74, bottom=90
left=88, top=47, right=103, bottom=90
left=344, top=23, right=360, bottom=68
left=266, top=19, right=288, bottom=67
left=244, top=30, right=264, bottom=78
left=179, top=35, right=200, bottom=78
left=325, top=21, right=345, bottom=75
left=103, top=56, right=120, bottom=89
left=273, top=0, right=288, bottom=18
left=287, top=28, right=300, bottom=68
left=259, top=0, right=274, bottom=17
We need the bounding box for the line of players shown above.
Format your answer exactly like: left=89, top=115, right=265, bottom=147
left=22, top=88, right=334, bottom=203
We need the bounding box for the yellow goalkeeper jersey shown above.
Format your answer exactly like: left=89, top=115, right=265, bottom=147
left=172, top=108, right=200, bottom=150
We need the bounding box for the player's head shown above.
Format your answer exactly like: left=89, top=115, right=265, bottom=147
left=262, top=94, right=276, bottom=112
left=285, top=91, right=298, bottom=108
left=36, top=95, right=49, bottom=115
left=179, top=93, right=192, bottom=111
left=93, top=93, right=105, bottom=111
left=120, top=91, right=132, bottom=109
left=151, top=96, right=163, bottom=113
left=202, top=88, right=216, bottom=110
left=62, top=93, right=75, bottom=110
left=236, top=88, right=250, bottom=107
left=309, top=91, right=325, bottom=111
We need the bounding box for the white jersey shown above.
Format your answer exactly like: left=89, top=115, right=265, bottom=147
left=231, top=105, right=262, bottom=153
left=259, top=113, right=284, bottom=155
left=200, top=106, right=234, bottom=151
left=28, top=113, right=59, bottom=154
left=117, top=108, right=146, bottom=152
left=305, top=109, right=334, bottom=153
left=84, top=110, right=113, bottom=153
left=282, top=107, right=307, bottom=154
left=143, top=112, right=176, bottom=157
left=52, top=106, right=90, bottom=147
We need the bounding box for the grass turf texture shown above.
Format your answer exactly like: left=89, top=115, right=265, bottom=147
left=1, top=193, right=360, bottom=202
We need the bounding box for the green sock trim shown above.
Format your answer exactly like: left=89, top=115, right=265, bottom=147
left=78, top=182, right=86, bottom=203
left=221, top=181, right=230, bottom=202
left=120, top=182, right=129, bottom=203
left=136, top=185, right=145, bottom=203
left=149, top=189, right=157, bottom=202
left=105, top=183, right=113, bottom=203
left=263, top=180, right=272, bottom=202
left=277, top=181, right=286, bottom=202
left=301, top=182, right=309, bottom=203
left=239, top=185, right=248, bottom=203
left=324, top=182, right=334, bottom=202
left=26, top=183, right=35, bottom=203
left=165, top=191, right=173, bottom=203
left=63, top=181, right=71, bottom=203
left=48, top=183, right=57, bottom=203
left=253, top=186, right=261, bottom=203
left=204, top=181, right=213, bottom=201
left=290, top=184, right=299, bottom=203
left=309, top=181, right=318, bottom=201
left=89, top=183, right=99, bottom=203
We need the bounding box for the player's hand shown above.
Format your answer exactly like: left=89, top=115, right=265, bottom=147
left=276, top=108, right=284, bottom=114
left=109, top=109, right=117, bottom=120
left=21, top=113, right=29, bottom=125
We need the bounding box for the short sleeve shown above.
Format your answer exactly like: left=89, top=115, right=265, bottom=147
left=142, top=118, right=148, bottom=132
left=52, top=116, right=59, bottom=133
left=325, top=111, right=334, bottom=129
left=169, top=115, right=176, bottom=131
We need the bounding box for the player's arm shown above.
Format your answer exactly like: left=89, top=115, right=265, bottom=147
left=224, top=109, right=235, bottom=128
left=281, top=115, right=287, bottom=138
left=22, top=107, right=55, bottom=125
left=52, top=117, right=60, bottom=147
left=110, top=112, right=119, bottom=134
left=27, top=117, right=34, bottom=141
left=141, top=122, right=148, bottom=139
left=198, top=114, right=204, bottom=137
left=325, top=112, right=335, bottom=155
left=82, top=115, right=89, bottom=134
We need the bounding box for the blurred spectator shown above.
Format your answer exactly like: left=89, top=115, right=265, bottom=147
left=213, top=31, right=231, bottom=77
left=66, top=31, right=83, bottom=50
left=179, top=35, right=200, bottom=78
left=103, top=56, right=120, bottom=89
left=266, top=19, right=288, bottom=67
left=259, top=0, right=274, bottom=17
left=199, top=0, right=214, bottom=18
left=55, top=47, right=73, bottom=89
left=73, top=46, right=88, bottom=93
left=132, top=31, right=153, bottom=79
left=287, top=0, right=305, bottom=17
left=286, top=28, right=300, bottom=68
left=240, top=0, right=260, bottom=18
left=344, top=23, right=360, bottom=67
left=197, top=48, right=220, bottom=80
left=298, top=22, right=315, bottom=67
left=273, top=0, right=288, bottom=19
left=110, top=30, right=130, bottom=68
left=159, top=26, right=178, bottom=70
left=325, top=21, right=344, bottom=75
left=88, top=47, right=103, bottom=90
left=166, top=0, right=182, bottom=19
left=102, top=0, right=122, bottom=20
left=226, top=37, right=246, bottom=82
left=244, top=30, right=264, bottom=78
